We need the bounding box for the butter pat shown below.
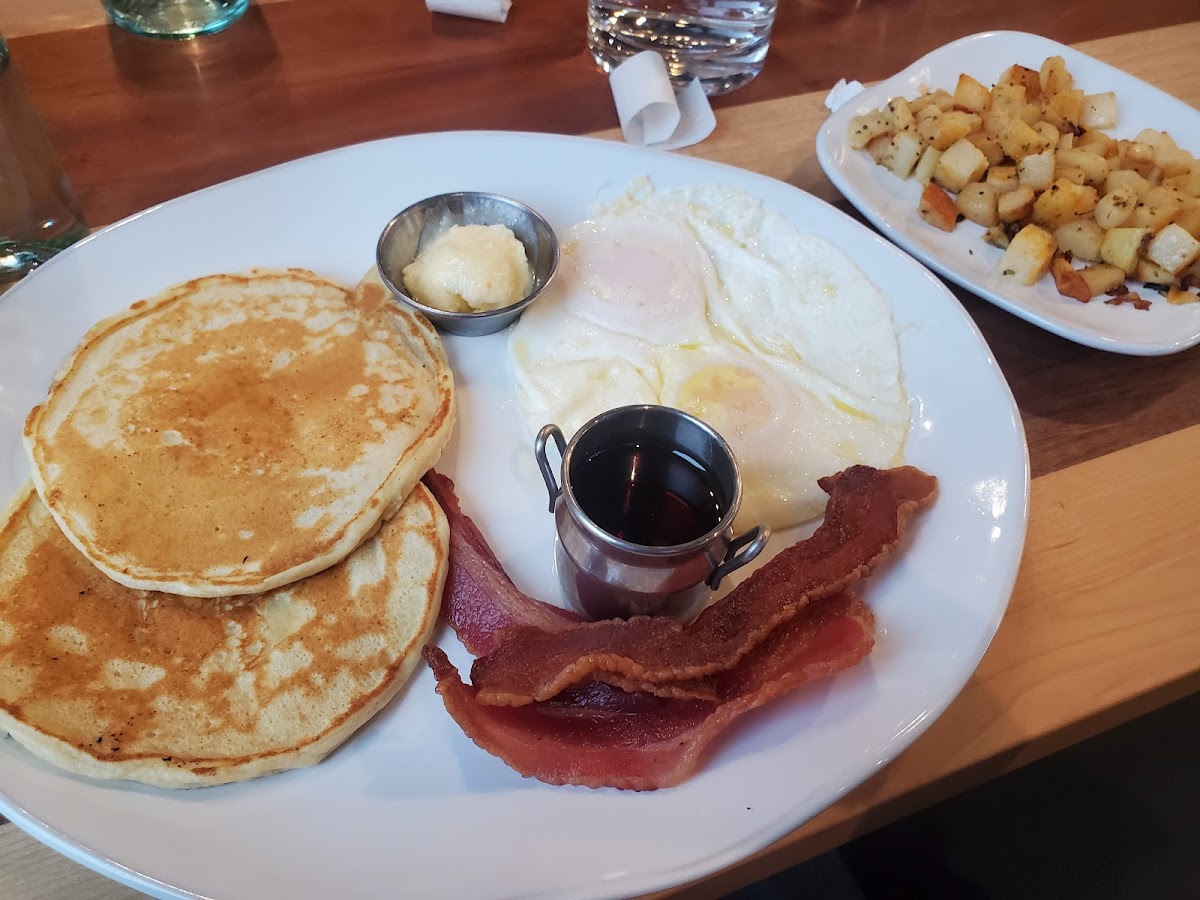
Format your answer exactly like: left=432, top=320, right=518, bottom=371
left=402, top=224, right=532, bottom=313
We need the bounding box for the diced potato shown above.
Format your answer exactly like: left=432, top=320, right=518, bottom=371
left=1050, top=256, right=1092, bottom=302
left=1056, top=167, right=1088, bottom=187
left=915, top=103, right=943, bottom=124
left=989, top=110, right=1051, bottom=161
left=1134, top=258, right=1176, bottom=285
left=1039, top=56, right=1074, bottom=97
left=998, top=65, right=1041, bottom=100
left=998, top=224, right=1057, bottom=285
left=1053, top=220, right=1104, bottom=262
left=989, top=83, right=1028, bottom=114
left=1044, top=90, right=1084, bottom=131
left=1095, top=186, right=1138, bottom=229
left=918, top=182, right=959, bottom=231
left=1055, top=148, right=1109, bottom=187
left=967, top=131, right=1005, bottom=167
left=1078, top=263, right=1126, bottom=296
left=912, top=146, right=942, bottom=186
left=998, top=185, right=1036, bottom=223
left=1104, top=168, right=1151, bottom=200
left=987, top=165, right=1020, bottom=193
left=849, top=111, right=892, bottom=150
left=1031, top=179, right=1098, bottom=231
left=924, top=109, right=982, bottom=151
left=1076, top=130, right=1116, bottom=157
left=1124, top=141, right=1156, bottom=165
left=952, top=73, right=991, bottom=113
left=1100, top=227, right=1153, bottom=274
left=1134, top=128, right=1178, bottom=153
left=883, top=129, right=925, bottom=180
left=1017, top=149, right=1056, bottom=191
left=908, top=90, right=945, bottom=115
left=956, top=183, right=999, bottom=227
left=884, top=96, right=915, bottom=131
left=1145, top=223, right=1200, bottom=274
left=1080, top=92, right=1117, bottom=130
left=865, top=134, right=892, bottom=165
left=1174, top=203, right=1200, bottom=240
left=933, top=138, right=989, bottom=193
left=1056, top=132, right=1075, bottom=152
left=1166, top=286, right=1199, bottom=305
left=1156, top=145, right=1195, bottom=178
left=1163, top=172, right=1200, bottom=196
left=1034, top=120, right=1060, bottom=147
left=1127, top=186, right=1184, bottom=230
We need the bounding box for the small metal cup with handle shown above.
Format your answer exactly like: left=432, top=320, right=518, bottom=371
left=535, top=404, right=770, bottom=622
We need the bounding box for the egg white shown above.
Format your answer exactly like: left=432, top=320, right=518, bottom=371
left=507, top=182, right=909, bottom=530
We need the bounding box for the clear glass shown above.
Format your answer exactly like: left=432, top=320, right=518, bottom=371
left=0, top=36, right=88, bottom=284
left=587, top=0, right=780, bottom=96
left=101, top=0, right=250, bottom=39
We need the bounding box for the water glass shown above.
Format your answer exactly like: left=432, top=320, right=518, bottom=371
left=0, top=36, right=88, bottom=284
left=587, top=0, right=780, bottom=96
left=102, top=0, right=250, bottom=39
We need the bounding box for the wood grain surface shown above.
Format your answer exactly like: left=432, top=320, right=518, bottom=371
left=1, top=5, right=1199, bottom=899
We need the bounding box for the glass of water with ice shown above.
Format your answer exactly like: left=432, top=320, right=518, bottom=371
left=587, top=0, right=780, bottom=96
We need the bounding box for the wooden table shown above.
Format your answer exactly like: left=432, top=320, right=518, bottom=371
left=2, top=2, right=1199, bottom=898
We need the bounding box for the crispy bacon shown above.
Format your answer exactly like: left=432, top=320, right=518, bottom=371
left=469, top=466, right=937, bottom=706
left=423, top=471, right=580, bottom=655
left=424, top=592, right=874, bottom=790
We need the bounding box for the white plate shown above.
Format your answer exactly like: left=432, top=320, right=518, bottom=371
left=0, top=132, right=1028, bottom=900
left=817, top=30, right=1200, bottom=356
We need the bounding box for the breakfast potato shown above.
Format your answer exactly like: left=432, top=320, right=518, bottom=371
left=1080, top=92, right=1118, bottom=130
left=987, top=165, right=1020, bottom=192
left=998, top=223, right=1057, bottom=284
left=882, top=129, right=925, bottom=179
left=998, top=185, right=1036, bottom=223
left=956, top=183, right=999, bottom=227
left=849, top=53, right=1200, bottom=305
left=1039, top=56, right=1074, bottom=97
left=1056, top=148, right=1109, bottom=187
left=1031, top=179, right=1098, bottom=231
left=1054, top=220, right=1104, bottom=261
left=849, top=111, right=893, bottom=150
left=912, top=146, right=942, bottom=186
left=1167, top=285, right=1199, bottom=304
left=1017, top=149, right=1056, bottom=191
left=934, top=138, right=989, bottom=193
left=1145, top=223, right=1200, bottom=274
left=918, top=182, right=959, bottom=231
left=953, top=73, right=992, bottom=113
left=1078, top=263, right=1126, bottom=296
left=1094, top=186, right=1138, bottom=229
left=1051, top=256, right=1092, bottom=302
left=1100, top=227, right=1153, bottom=273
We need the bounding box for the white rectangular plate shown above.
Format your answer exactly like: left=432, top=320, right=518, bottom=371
left=817, top=30, right=1200, bottom=356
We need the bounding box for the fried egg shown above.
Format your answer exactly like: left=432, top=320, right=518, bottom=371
left=508, top=182, right=908, bottom=530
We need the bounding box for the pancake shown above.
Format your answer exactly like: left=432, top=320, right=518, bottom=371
left=23, top=268, right=455, bottom=597
left=0, top=481, right=447, bottom=788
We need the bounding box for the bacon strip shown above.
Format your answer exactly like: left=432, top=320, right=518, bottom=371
left=424, top=592, right=874, bottom=790
left=423, top=471, right=580, bottom=656
left=469, top=466, right=936, bottom=706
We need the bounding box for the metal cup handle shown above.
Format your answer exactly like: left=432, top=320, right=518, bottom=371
left=707, top=525, right=771, bottom=589
left=534, top=424, right=567, bottom=513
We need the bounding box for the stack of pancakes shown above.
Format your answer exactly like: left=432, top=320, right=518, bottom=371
left=0, top=268, right=455, bottom=787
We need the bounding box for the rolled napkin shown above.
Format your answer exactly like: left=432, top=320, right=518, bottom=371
left=823, top=78, right=865, bottom=113
left=426, top=0, right=511, bottom=23
left=608, top=52, right=716, bottom=151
